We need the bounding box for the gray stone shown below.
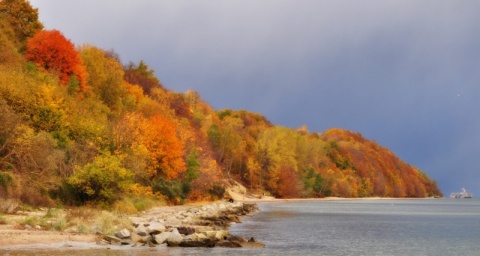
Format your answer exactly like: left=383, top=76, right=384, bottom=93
left=136, top=226, right=148, bottom=236
left=131, top=232, right=148, bottom=243
left=147, top=223, right=166, bottom=235
left=166, top=228, right=183, bottom=246
left=165, top=216, right=181, bottom=226
left=114, top=228, right=131, bottom=239
left=154, top=232, right=171, bottom=244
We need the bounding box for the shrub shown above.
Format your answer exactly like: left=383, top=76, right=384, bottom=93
left=208, top=183, right=226, bottom=200
left=152, top=179, right=190, bottom=204
left=68, top=152, right=133, bottom=205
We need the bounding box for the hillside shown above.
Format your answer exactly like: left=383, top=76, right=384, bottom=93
left=0, top=1, right=442, bottom=210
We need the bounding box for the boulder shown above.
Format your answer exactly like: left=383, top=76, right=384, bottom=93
left=154, top=232, right=171, bottom=244
left=114, top=228, right=131, bottom=239
left=166, top=228, right=183, bottom=246
left=165, top=216, right=182, bottom=226
left=179, top=238, right=216, bottom=247
left=177, top=226, right=195, bottom=235
left=227, top=235, right=247, bottom=244
left=216, top=240, right=242, bottom=248
left=131, top=232, right=148, bottom=243
left=147, top=223, right=166, bottom=235
left=135, top=226, right=148, bottom=236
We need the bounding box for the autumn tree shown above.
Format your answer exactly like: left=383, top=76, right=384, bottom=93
left=113, top=112, right=186, bottom=181
left=0, top=15, right=22, bottom=64
left=144, top=115, right=186, bottom=180
left=208, top=116, right=246, bottom=178
left=68, top=152, right=133, bottom=204
left=0, top=0, right=43, bottom=50
left=124, top=60, right=163, bottom=95
left=25, top=30, right=88, bottom=95
left=254, top=126, right=300, bottom=195
left=80, top=45, right=126, bottom=111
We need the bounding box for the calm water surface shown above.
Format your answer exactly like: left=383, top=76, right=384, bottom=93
left=1, top=199, right=479, bottom=256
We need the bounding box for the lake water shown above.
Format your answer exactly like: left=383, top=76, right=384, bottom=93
left=1, top=199, right=479, bottom=256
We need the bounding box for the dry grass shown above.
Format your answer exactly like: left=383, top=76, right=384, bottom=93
left=65, top=207, right=132, bottom=235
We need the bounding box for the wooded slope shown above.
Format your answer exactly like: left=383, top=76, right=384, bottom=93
left=0, top=1, right=442, bottom=209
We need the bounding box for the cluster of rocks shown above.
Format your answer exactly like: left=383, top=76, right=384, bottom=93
left=97, top=201, right=264, bottom=248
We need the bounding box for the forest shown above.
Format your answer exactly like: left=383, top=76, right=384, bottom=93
left=0, top=0, right=442, bottom=210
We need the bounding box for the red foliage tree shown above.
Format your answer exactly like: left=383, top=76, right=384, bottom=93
left=25, top=30, right=87, bottom=94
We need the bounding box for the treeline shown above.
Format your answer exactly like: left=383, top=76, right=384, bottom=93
left=0, top=0, right=441, bottom=209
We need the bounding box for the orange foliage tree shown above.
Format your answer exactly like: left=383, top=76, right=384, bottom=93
left=144, top=115, right=186, bottom=180
left=25, top=30, right=87, bottom=94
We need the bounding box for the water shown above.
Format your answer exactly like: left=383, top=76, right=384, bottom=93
left=1, top=199, right=479, bottom=255
left=230, top=199, right=480, bottom=256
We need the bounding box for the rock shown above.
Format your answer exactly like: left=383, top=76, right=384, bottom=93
left=203, top=230, right=217, bottom=239
left=216, top=240, right=242, bottom=248
left=103, top=235, right=122, bottom=245
left=195, top=233, right=208, bottom=239
left=109, top=201, right=260, bottom=249
left=241, top=241, right=265, bottom=248
left=166, top=228, right=183, bottom=246
left=146, top=223, right=166, bottom=235
left=227, top=235, right=247, bottom=244
left=241, top=237, right=265, bottom=248
left=177, top=226, right=195, bottom=235
left=131, top=232, right=148, bottom=243
left=215, top=230, right=229, bottom=240
left=154, top=232, right=171, bottom=244
left=182, top=216, right=193, bottom=224
left=188, top=208, right=200, bottom=214
left=165, top=216, right=182, bottom=226
left=135, top=226, right=148, bottom=236
left=114, top=228, right=131, bottom=239
left=179, top=238, right=216, bottom=247
left=147, top=240, right=156, bottom=247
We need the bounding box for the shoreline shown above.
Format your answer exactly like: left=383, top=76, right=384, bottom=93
left=0, top=196, right=442, bottom=250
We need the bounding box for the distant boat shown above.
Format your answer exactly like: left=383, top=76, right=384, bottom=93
left=450, top=188, right=473, bottom=198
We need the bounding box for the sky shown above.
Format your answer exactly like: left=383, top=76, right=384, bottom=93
left=29, top=0, right=480, bottom=197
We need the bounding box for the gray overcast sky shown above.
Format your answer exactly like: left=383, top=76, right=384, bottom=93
left=30, top=0, right=480, bottom=196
